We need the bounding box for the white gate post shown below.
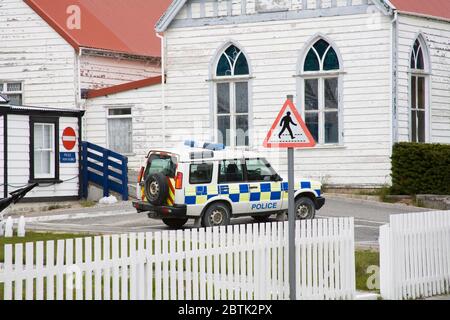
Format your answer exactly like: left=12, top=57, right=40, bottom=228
left=379, top=223, right=392, bottom=300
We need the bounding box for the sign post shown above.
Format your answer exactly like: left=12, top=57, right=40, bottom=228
left=263, top=96, right=316, bottom=300
left=287, top=145, right=295, bottom=300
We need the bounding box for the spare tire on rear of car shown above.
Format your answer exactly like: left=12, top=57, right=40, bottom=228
left=144, top=173, right=169, bottom=206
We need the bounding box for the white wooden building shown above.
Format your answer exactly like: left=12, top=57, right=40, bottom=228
left=0, top=0, right=169, bottom=200
left=83, top=77, right=163, bottom=169
left=0, top=96, right=84, bottom=200
left=148, top=0, right=450, bottom=188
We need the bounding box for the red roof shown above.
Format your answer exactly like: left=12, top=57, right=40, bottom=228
left=86, top=76, right=162, bottom=99
left=390, top=0, right=450, bottom=21
left=25, top=0, right=172, bottom=57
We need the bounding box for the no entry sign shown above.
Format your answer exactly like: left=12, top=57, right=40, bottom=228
left=62, top=127, right=77, bottom=151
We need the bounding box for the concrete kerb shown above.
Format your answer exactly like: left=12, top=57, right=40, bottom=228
left=6, top=201, right=134, bottom=219
left=20, top=208, right=137, bottom=224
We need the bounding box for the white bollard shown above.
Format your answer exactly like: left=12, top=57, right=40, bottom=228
left=4, top=217, right=13, bottom=237
left=17, top=216, right=26, bottom=237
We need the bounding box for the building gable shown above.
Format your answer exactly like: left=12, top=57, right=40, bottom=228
left=156, top=0, right=393, bottom=32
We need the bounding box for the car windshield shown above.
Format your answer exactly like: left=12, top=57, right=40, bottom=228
left=145, top=153, right=177, bottom=178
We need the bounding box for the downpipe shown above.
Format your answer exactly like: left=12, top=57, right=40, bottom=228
left=156, top=33, right=166, bottom=144
left=391, top=10, right=399, bottom=145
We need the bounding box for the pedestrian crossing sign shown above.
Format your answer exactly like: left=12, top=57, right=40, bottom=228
left=263, top=99, right=316, bottom=148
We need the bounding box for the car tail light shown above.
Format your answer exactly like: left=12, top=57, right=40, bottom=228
left=138, top=167, right=144, bottom=183
left=175, top=172, right=183, bottom=189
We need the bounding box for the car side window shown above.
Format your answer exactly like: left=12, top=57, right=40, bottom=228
left=246, top=158, right=278, bottom=182
left=218, top=160, right=245, bottom=184
left=189, top=163, right=214, bottom=184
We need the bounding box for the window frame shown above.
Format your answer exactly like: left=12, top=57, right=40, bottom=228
left=298, top=38, right=344, bottom=146
left=214, top=79, right=250, bottom=148
left=211, top=43, right=253, bottom=149
left=409, top=37, right=430, bottom=143
left=189, top=162, right=214, bottom=185
left=29, top=116, right=60, bottom=183
left=0, top=81, right=23, bottom=105
left=302, top=75, right=341, bottom=145
left=300, top=75, right=343, bottom=146
left=106, top=106, right=133, bottom=155
left=145, top=154, right=177, bottom=179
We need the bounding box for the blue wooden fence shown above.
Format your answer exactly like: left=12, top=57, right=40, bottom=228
left=81, top=142, right=129, bottom=200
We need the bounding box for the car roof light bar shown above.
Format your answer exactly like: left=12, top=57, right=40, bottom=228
left=184, top=140, right=225, bottom=151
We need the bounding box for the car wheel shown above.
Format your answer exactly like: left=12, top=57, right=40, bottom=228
left=162, top=218, right=188, bottom=229
left=202, top=203, right=231, bottom=228
left=295, top=197, right=316, bottom=220
left=144, top=173, right=169, bottom=206
left=252, top=214, right=272, bottom=223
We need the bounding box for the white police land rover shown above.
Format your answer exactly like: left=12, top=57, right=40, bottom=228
left=132, top=141, right=325, bottom=229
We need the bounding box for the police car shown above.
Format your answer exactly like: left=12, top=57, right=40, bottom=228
left=132, top=141, right=325, bottom=229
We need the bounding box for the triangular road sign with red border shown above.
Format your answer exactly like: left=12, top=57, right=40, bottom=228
left=263, top=99, right=316, bottom=148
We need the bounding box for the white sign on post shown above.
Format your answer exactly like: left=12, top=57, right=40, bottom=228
left=263, top=98, right=316, bottom=300
left=263, top=99, right=316, bottom=148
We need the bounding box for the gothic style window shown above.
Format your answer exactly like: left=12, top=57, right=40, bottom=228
left=215, top=45, right=250, bottom=147
left=410, top=39, right=429, bottom=143
left=303, top=39, right=341, bottom=145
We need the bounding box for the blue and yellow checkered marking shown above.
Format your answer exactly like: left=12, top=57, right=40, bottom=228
left=184, top=181, right=320, bottom=205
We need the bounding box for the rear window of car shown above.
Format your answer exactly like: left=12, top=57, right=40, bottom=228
left=144, top=153, right=177, bottom=178
left=189, top=163, right=214, bottom=184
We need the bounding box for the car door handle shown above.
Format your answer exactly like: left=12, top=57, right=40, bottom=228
left=250, top=186, right=259, bottom=190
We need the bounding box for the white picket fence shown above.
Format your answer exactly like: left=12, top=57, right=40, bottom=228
left=380, top=210, right=450, bottom=300
left=0, top=216, right=26, bottom=238
left=0, top=218, right=355, bottom=300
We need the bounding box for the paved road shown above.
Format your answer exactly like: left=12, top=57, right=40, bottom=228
left=318, top=196, right=430, bottom=246
left=26, top=196, right=430, bottom=247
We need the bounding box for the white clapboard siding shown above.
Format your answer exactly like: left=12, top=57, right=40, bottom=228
left=174, top=0, right=373, bottom=22
left=380, top=210, right=450, bottom=300
left=396, top=15, right=450, bottom=144
left=6, top=114, right=80, bottom=199
left=0, top=218, right=355, bottom=300
left=164, top=7, right=393, bottom=187
left=80, top=55, right=161, bottom=90
left=84, top=83, right=162, bottom=169
left=0, top=0, right=77, bottom=109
